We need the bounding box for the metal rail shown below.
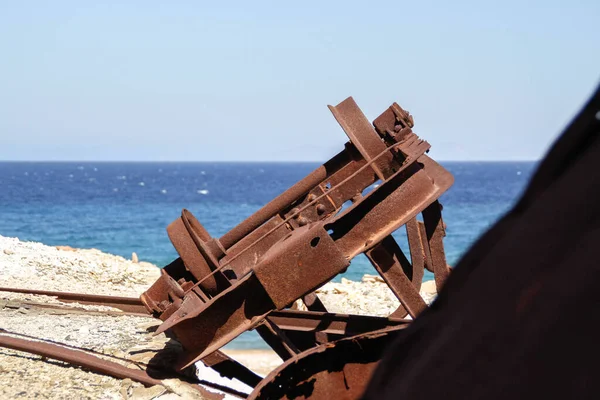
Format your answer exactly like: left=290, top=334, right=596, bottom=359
left=0, top=287, right=148, bottom=314
left=0, top=288, right=263, bottom=389
left=0, top=332, right=224, bottom=399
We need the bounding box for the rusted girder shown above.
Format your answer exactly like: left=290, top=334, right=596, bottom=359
left=140, top=97, right=454, bottom=378
left=267, top=309, right=410, bottom=336
left=0, top=287, right=148, bottom=314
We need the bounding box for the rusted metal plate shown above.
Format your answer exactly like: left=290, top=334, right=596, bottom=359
left=159, top=274, right=274, bottom=369
left=254, top=222, right=349, bottom=310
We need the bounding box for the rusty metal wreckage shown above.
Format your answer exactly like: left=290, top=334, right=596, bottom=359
left=1, top=96, right=454, bottom=399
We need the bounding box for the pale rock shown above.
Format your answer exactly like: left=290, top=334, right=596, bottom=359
left=362, top=274, right=384, bottom=283
left=333, top=286, right=349, bottom=295
left=129, top=384, right=167, bottom=400
left=420, top=280, right=437, bottom=294
left=132, top=252, right=139, bottom=263
left=120, top=378, right=135, bottom=398
left=291, top=298, right=308, bottom=311
left=56, top=245, right=77, bottom=252
left=161, top=379, right=211, bottom=399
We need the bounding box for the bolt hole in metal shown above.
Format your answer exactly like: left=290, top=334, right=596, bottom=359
left=310, top=237, right=321, bottom=247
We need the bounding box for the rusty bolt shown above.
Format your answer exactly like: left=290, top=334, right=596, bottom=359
left=316, top=204, right=327, bottom=215
left=297, top=217, right=308, bottom=226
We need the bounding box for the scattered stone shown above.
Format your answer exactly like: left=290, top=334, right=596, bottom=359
left=362, top=274, right=384, bottom=283
left=0, top=236, right=160, bottom=296
left=56, top=245, right=77, bottom=252
left=332, top=286, right=349, bottom=294
left=120, top=379, right=136, bottom=398
left=129, top=384, right=167, bottom=400
left=291, top=299, right=308, bottom=311
left=421, top=280, right=437, bottom=294
left=316, top=277, right=437, bottom=316
left=161, top=379, right=209, bottom=399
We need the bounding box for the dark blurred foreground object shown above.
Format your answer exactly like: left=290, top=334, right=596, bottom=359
left=363, top=85, right=600, bottom=399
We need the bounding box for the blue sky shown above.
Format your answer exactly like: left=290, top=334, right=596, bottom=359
left=1, top=1, right=598, bottom=161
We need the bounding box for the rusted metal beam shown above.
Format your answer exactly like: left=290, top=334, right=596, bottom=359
left=0, top=297, right=151, bottom=318
left=0, top=287, right=261, bottom=389
left=366, top=236, right=427, bottom=318
left=256, top=319, right=301, bottom=361
left=0, top=333, right=223, bottom=399
left=138, top=97, right=455, bottom=391
left=267, top=309, right=410, bottom=336
left=0, top=287, right=148, bottom=314
left=422, top=200, right=451, bottom=290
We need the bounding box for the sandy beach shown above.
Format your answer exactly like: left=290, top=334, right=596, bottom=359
left=0, top=235, right=436, bottom=399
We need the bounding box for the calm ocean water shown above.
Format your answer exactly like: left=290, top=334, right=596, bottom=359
left=0, top=161, right=536, bottom=348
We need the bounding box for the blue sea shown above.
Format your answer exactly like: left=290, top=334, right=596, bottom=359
left=0, top=161, right=536, bottom=348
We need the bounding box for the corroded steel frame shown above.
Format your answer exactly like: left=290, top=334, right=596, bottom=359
left=140, top=97, right=454, bottom=380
